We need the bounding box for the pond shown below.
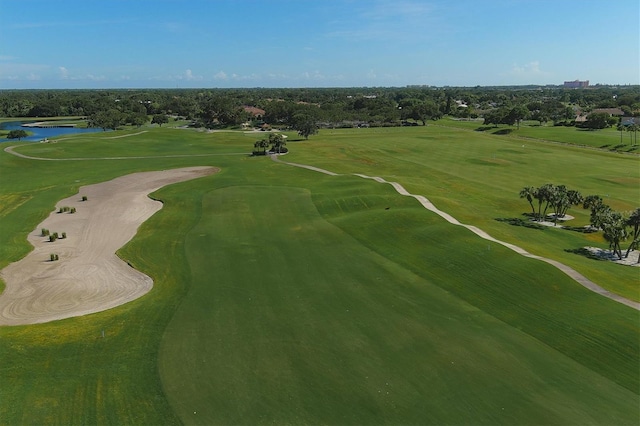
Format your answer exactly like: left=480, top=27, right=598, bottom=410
left=0, top=120, right=106, bottom=142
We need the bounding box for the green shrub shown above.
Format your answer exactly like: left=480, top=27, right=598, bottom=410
left=41, top=228, right=49, bottom=236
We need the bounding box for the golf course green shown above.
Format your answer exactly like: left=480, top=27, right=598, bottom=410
left=0, top=124, right=638, bottom=424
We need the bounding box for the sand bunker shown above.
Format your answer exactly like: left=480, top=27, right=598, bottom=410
left=0, top=166, right=217, bottom=326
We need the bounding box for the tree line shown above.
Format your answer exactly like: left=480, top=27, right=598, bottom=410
left=1, top=86, right=638, bottom=131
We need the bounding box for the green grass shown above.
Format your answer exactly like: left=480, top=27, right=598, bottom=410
left=283, top=126, right=640, bottom=301
left=159, top=178, right=638, bottom=424
left=0, top=124, right=638, bottom=424
left=439, top=117, right=638, bottom=152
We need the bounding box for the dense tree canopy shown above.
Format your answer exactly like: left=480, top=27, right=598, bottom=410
left=583, top=112, right=615, bottom=129
left=6, top=129, right=28, bottom=140
left=151, top=114, right=169, bottom=127
left=0, top=86, right=638, bottom=132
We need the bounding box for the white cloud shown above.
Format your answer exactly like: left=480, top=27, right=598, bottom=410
left=230, top=73, right=261, bottom=81
left=59, top=66, right=69, bottom=79
left=213, top=71, right=228, bottom=80
left=86, top=74, right=106, bottom=81
left=302, top=71, right=326, bottom=80
left=510, top=61, right=547, bottom=76
left=181, top=69, right=202, bottom=81
left=0, top=63, right=50, bottom=80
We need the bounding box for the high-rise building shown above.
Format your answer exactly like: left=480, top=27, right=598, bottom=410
left=563, top=80, right=589, bottom=88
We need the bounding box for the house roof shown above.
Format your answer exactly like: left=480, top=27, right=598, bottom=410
left=592, top=108, right=624, bottom=116
left=243, top=106, right=265, bottom=117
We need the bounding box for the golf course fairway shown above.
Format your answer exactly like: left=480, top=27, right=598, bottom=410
left=0, top=125, right=637, bottom=425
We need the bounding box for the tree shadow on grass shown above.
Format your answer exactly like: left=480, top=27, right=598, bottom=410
left=475, top=126, right=494, bottom=132
left=495, top=217, right=547, bottom=230
left=562, top=225, right=598, bottom=234
left=565, top=247, right=607, bottom=261
left=493, top=128, right=514, bottom=135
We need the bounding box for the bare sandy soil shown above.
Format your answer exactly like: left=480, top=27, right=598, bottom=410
left=0, top=166, right=217, bottom=326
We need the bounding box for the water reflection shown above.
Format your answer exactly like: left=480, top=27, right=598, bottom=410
left=0, top=121, right=105, bottom=142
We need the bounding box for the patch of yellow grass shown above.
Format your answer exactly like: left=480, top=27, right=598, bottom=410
left=0, top=193, right=32, bottom=218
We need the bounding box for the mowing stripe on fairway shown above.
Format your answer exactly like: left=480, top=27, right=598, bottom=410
left=160, top=183, right=638, bottom=425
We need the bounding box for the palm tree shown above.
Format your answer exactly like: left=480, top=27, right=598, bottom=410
left=624, top=208, right=640, bottom=259
left=253, top=138, right=269, bottom=155
left=629, top=123, right=639, bottom=146
left=566, top=190, right=584, bottom=216
left=550, top=186, right=569, bottom=225
left=268, top=133, right=286, bottom=154
left=533, top=183, right=554, bottom=222
left=617, top=123, right=625, bottom=144
left=519, top=186, right=536, bottom=216
left=583, top=195, right=610, bottom=230
left=601, top=212, right=628, bottom=260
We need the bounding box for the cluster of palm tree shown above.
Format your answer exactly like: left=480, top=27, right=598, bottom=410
left=583, top=197, right=640, bottom=262
left=520, top=185, right=640, bottom=261
left=519, top=184, right=583, bottom=225
left=253, top=133, right=287, bottom=156
left=616, top=122, right=639, bottom=146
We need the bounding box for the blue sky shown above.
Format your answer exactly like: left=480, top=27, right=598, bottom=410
left=0, top=0, right=638, bottom=88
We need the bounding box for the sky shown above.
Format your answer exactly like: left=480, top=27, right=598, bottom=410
left=0, top=0, right=638, bottom=89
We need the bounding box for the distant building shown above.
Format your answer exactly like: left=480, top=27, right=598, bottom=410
left=564, top=80, right=589, bottom=88
left=592, top=108, right=624, bottom=116
left=243, top=106, right=265, bottom=118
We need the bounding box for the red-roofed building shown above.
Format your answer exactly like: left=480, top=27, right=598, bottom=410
left=243, top=106, right=265, bottom=119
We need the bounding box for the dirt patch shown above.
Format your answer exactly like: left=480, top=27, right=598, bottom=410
left=0, top=166, right=218, bottom=326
